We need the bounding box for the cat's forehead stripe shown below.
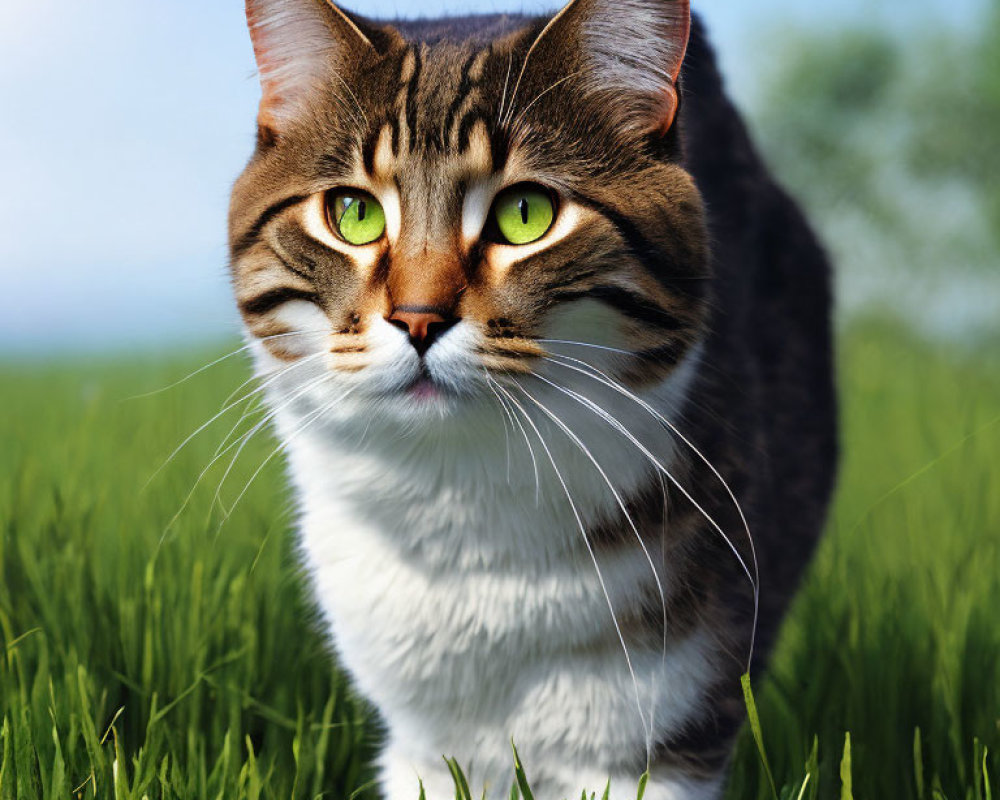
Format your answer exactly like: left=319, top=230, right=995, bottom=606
left=387, top=43, right=502, bottom=161
left=469, top=49, right=489, bottom=82
left=371, top=125, right=396, bottom=178
left=403, top=46, right=424, bottom=155
left=399, top=49, right=416, bottom=85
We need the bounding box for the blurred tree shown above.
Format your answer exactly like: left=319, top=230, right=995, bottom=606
left=904, top=3, right=1000, bottom=237
left=755, top=30, right=901, bottom=225
left=749, top=8, right=1000, bottom=343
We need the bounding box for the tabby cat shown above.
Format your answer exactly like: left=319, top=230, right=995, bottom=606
left=228, top=0, right=838, bottom=797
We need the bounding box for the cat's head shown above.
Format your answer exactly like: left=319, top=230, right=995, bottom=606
left=229, top=0, right=709, bottom=426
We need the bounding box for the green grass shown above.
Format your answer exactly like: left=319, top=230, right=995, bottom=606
left=0, top=319, right=997, bottom=799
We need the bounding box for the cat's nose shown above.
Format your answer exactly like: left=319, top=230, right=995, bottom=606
left=387, top=307, right=459, bottom=357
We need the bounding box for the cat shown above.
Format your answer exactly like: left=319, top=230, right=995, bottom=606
left=228, top=0, right=838, bottom=797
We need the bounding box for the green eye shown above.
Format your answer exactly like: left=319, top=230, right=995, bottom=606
left=492, top=185, right=555, bottom=245
left=326, top=190, right=386, bottom=246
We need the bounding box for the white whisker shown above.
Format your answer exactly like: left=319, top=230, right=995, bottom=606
left=507, top=71, right=582, bottom=134
left=497, top=51, right=514, bottom=125
left=210, top=372, right=334, bottom=517
left=495, top=381, right=652, bottom=754
left=539, top=365, right=754, bottom=586
left=215, top=385, right=356, bottom=531
left=652, top=469, right=669, bottom=748
left=485, top=372, right=540, bottom=502
left=160, top=371, right=334, bottom=537
left=514, top=377, right=667, bottom=764
left=536, top=339, right=638, bottom=357
left=501, top=9, right=565, bottom=130
left=143, top=352, right=326, bottom=491
left=483, top=371, right=514, bottom=484
left=327, top=71, right=369, bottom=130
left=211, top=394, right=267, bottom=462
left=544, top=352, right=761, bottom=668
left=219, top=370, right=268, bottom=413
left=125, top=330, right=329, bottom=402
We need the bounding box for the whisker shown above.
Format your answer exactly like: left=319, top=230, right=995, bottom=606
left=210, top=372, right=333, bottom=517
left=538, top=365, right=754, bottom=585
left=519, top=377, right=675, bottom=757
left=652, top=469, right=669, bottom=749
left=215, top=359, right=311, bottom=453
left=215, top=385, right=356, bottom=531
left=483, top=371, right=514, bottom=485
left=143, top=352, right=326, bottom=492
left=211, top=394, right=267, bottom=461
left=126, top=345, right=257, bottom=402
left=544, top=352, right=761, bottom=668
left=501, top=14, right=561, bottom=130
left=507, top=71, right=582, bottom=134
left=513, top=378, right=667, bottom=764
left=536, top=369, right=761, bottom=676
left=494, top=381, right=652, bottom=753
left=124, top=330, right=328, bottom=402
left=220, top=370, right=267, bottom=415
left=216, top=328, right=335, bottom=416
left=328, top=72, right=369, bottom=130
left=536, top=339, right=639, bottom=357
left=160, top=371, right=334, bottom=537
left=486, top=373, right=541, bottom=503
left=497, top=51, right=514, bottom=125
left=534, top=361, right=758, bottom=674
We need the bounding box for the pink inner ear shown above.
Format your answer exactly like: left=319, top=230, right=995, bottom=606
left=245, top=0, right=338, bottom=136
left=670, top=1, right=692, bottom=81
left=244, top=0, right=377, bottom=138
left=559, top=0, right=691, bottom=137
left=656, top=0, right=689, bottom=135
left=253, top=58, right=281, bottom=131
left=245, top=3, right=286, bottom=133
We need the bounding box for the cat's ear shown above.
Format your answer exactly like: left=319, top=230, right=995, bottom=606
left=245, top=0, right=376, bottom=140
left=532, top=0, right=691, bottom=136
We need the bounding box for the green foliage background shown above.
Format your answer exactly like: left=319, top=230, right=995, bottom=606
left=1, top=7, right=999, bottom=799
left=750, top=6, right=1000, bottom=345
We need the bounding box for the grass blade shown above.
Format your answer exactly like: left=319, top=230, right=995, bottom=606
left=445, top=757, right=473, bottom=800
left=14, top=706, right=41, bottom=800
left=741, top=673, right=779, bottom=800
left=804, top=736, right=819, bottom=800
left=511, top=742, right=535, bottom=800
left=840, top=732, right=853, bottom=800
left=915, top=727, right=926, bottom=800
left=983, top=744, right=993, bottom=800
left=0, top=717, right=12, bottom=800
left=975, top=739, right=985, bottom=800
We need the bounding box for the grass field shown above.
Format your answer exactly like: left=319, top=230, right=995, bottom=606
left=0, top=318, right=997, bottom=799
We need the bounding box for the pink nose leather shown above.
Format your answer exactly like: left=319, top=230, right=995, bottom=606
left=388, top=308, right=457, bottom=356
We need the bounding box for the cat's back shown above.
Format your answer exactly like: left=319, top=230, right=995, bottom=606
left=680, top=18, right=839, bottom=657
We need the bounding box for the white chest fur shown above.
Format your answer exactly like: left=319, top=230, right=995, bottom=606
left=269, top=362, right=718, bottom=799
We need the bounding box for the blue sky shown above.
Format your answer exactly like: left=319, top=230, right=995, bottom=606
left=0, top=0, right=983, bottom=354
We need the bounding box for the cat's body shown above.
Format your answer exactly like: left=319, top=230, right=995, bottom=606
left=229, top=3, right=837, bottom=798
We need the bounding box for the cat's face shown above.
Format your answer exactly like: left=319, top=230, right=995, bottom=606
left=230, top=0, right=708, bottom=424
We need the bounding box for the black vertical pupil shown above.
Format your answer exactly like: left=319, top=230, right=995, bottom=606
left=518, top=197, right=529, bottom=225
left=357, top=199, right=367, bottom=222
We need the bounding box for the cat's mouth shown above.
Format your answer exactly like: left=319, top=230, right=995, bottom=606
left=394, top=363, right=466, bottom=405
left=405, top=373, right=445, bottom=401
